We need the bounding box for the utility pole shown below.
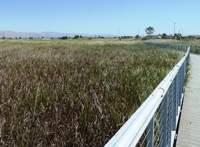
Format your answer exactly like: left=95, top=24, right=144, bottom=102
left=181, top=28, right=183, bottom=36
left=174, top=22, right=176, bottom=36
left=138, top=27, right=140, bottom=36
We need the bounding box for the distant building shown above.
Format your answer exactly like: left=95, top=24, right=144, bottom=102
left=192, top=35, right=200, bottom=39
left=166, top=35, right=173, bottom=39
left=151, top=35, right=162, bottom=39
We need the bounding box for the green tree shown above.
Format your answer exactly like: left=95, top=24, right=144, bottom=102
left=73, top=35, right=80, bottom=39
left=145, top=26, right=155, bottom=37
left=135, top=35, right=140, bottom=39
left=162, top=33, right=167, bottom=39
left=59, top=36, right=68, bottom=39
left=174, top=33, right=182, bottom=40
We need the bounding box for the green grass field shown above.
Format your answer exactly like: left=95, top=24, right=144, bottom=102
left=0, top=39, right=181, bottom=146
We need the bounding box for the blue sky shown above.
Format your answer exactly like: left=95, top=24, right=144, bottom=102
left=0, top=0, right=200, bottom=36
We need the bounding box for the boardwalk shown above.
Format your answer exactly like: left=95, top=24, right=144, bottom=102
left=176, top=54, right=200, bottom=147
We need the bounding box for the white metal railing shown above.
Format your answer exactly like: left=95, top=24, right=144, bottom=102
left=105, top=46, right=190, bottom=147
left=145, top=42, right=200, bottom=54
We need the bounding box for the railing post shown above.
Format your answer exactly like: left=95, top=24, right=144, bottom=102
left=181, top=65, right=184, bottom=95
left=178, top=70, right=181, bottom=106
left=175, top=75, right=178, bottom=116
left=160, top=93, right=168, bottom=147
left=171, top=79, right=176, bottom=130
left=167, top=88, right=172, bottom=147
left=184, top=59, right=186, bottom=77
left=147, top=117, right=154, bottom=147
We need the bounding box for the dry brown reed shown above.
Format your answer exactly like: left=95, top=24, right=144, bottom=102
left=0, top=40, right=181, bottom=146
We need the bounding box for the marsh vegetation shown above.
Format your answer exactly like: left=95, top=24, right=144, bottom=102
left=0, top=39, right=181, bottom=146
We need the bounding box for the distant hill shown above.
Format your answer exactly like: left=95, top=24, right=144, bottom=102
left=0, top=31, right=77, bottom=38
left=0, top=31, right=114, bottom=38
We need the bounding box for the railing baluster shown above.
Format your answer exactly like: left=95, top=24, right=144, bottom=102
left=172, top=79, right=176, bottom=130
left=147, top=117, right=154, bottom=147
left=178, top=70, right=181, bottom=106
left=168, top=88, right=172, bottom=147
left=180, top=65, right=183, bottom=94
left=160, top=93, right=168, bottom=147
left=175, top=75, right=178, bottom=120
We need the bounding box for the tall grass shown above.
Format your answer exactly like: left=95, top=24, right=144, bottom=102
left=0, top=40, right=181, bottom=146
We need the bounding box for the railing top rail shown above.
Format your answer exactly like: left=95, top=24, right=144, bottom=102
left=105, top=47, right=190, bottom=147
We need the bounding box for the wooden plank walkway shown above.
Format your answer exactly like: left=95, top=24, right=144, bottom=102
left=176, top=54, right=200, bottom=147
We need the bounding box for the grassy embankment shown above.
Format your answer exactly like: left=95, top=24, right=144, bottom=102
left=0, top=39, right=181, bottom=146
